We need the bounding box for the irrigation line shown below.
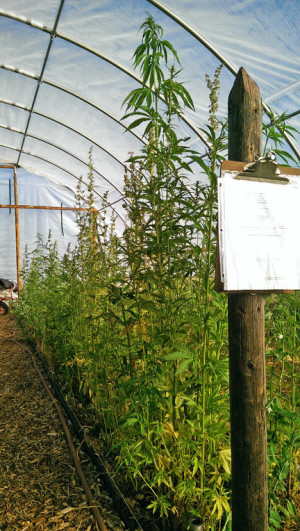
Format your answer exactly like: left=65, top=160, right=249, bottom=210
left=25, top=346, right=108, bottom=531
left=26, top=340, right=145, bottom=531
left=4, top=332, right=107, bottom=528
left=33, top=359, right=107, bottom=530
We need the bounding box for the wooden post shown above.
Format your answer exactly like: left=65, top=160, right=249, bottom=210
left=13, top=167, right=22, bottom=293
left=228, top=67, right=268, bottom=530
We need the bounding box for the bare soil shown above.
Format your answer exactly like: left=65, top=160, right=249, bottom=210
left=0, top=314, right=126, bottom=531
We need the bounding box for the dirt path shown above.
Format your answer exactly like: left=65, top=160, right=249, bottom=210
left=0, top=314, right=125, bottom=531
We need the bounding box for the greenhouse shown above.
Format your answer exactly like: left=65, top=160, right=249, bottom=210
left=0, top=1, right=299, bottom=530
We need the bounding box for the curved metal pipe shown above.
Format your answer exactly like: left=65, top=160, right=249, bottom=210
left=146, top=0, right=237, bottom=75
left=0, top=123, right=126, bottom=199
left=146, top=0, right=300, bottom=161
left=0, top=8, right=298, bottom=159
left=0, top=64, right=145, bottom=145
left=0, top=142, right=127, bottom=225
left=0, top=96, right=143, bottom=163
left=0, top=13, right=210, bottom=147
left=15, top=0, right=66, bottom=166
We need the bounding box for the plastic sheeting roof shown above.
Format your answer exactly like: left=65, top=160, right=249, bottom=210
left=0, top=0, right=300, bottom=279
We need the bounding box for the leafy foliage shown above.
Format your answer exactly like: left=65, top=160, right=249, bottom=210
left=15, top=15, right=299, bottom=531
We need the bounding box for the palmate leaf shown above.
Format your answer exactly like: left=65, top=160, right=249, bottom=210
left=132, top=43, right=146, bottom=63
left=122, top=415, right=139, bottom=427
left=274, top=149, right=299, bottom=166
left=149, top=67, right=155, bottom=89
left=142, top=54, right=151, bottom=84
left=146, top=63, right=164, bottom=88
left=122, top=87, right=149, bottom=110
left=122, top=88, right=140, bottom=108
left=190, top=155, right=210, bottom=172
left=161, top=39, right=180, bottom=64
left=211, top=493, right=231, bottom=521
left=146, top=88, right=152, bottom=108
left=171, top=157, right=193, bottom=173
left=286, top=500, right=298, bottom=519
left=269, top=509, right=282, bottom=529
left=283, top=124, right=299, bottom=135
left=125, top=117, right=150, bottom=131
left=134, top=51, right=146, bottom=68
left=175, top=358, right=192, bottom=375
left=121, top=109, right=150, bottom=121
left=168, top=90, right=180, bottom=109
left=219, top=448, right=231, bottom=475
left=125, top=154, right=145, bottom=163
left=179, top=84, right=195, bottom=109
left=173, top=81, right=195, bottom=110
left=135, top=90, right=151, bottom=109
left=163, top=349, right=193, bottom=361
left=142, top=121, right=155, bottom=138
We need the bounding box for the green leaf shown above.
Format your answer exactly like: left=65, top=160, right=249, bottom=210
left=122, top=88, right=143, bottom=108
left=135, top=52, right=146, bottom=68
left=190, top=155, right=210, bottom=172
left=125, top=117, right=149, bottom=131
left=219, top=448, right=231, bottom=474
left=142, top=54, right=151, bottom=84
left=286, top=500, right=297, bottom=516
left=133, top=43, right=146, bottom=62
left=122, top=416, right=139, bottom=427
left=278, top=461, right=290, bottom=481
left=175, top=358, right=192, bottom=374
left=163, top=350, right=193, bottom=361
left=161, top=40, right=180, bottom=64
left=146, top=88, right=152, bottom=108
left=269, top=509, right=282, bottom=529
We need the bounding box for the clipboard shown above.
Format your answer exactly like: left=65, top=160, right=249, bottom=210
left=215, top=156, right=300, bottom=293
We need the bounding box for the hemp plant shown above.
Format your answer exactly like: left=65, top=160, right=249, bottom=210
left=263, top=109, right=299, bottom=166
left=116, top=14, right=231, bottom=529
left=15, top=13, right=299, bottom=531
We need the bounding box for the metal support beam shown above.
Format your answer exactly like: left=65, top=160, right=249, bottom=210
left=0, top=8, right=299, bottom=158
left=0, top=124, right=127, bottom=199
left=0, top=114, right=128, bottom=167
left=15, top=0, right=67, bottom=167
left=13, top=166, right=22, bottom=292
left=0, top=204, right=98, bottom=211
left=0, top=144, right=127, bottom=225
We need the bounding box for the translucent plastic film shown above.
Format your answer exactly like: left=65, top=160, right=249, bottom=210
left=0, top=0, right=299, bottom=279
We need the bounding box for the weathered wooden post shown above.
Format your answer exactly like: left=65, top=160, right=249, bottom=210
left=228, top=67, right=268, bottom=530
left=13, top=166, right=22, bottom=293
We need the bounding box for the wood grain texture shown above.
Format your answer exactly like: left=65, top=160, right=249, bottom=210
left=228, top=294, right=268, bottom=530
left=228, top=67, right=268, bottom=530
left=228, top=67, right=262, bottom=162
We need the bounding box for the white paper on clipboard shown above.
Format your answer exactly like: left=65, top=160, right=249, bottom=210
left=218, top=169, right=300, bottom=291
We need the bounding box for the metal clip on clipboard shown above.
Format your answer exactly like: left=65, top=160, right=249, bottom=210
left=235, top=150, right=289, bottom=184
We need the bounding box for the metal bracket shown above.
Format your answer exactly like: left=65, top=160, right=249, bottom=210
left=235, top=151, right=289, bottom=184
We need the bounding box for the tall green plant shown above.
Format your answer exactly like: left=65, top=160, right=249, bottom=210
left=116, top=15, right=231, bottom=529
left=15, top=14, right=299, bottom=531
left=263, top=110, right=299, bottom=166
